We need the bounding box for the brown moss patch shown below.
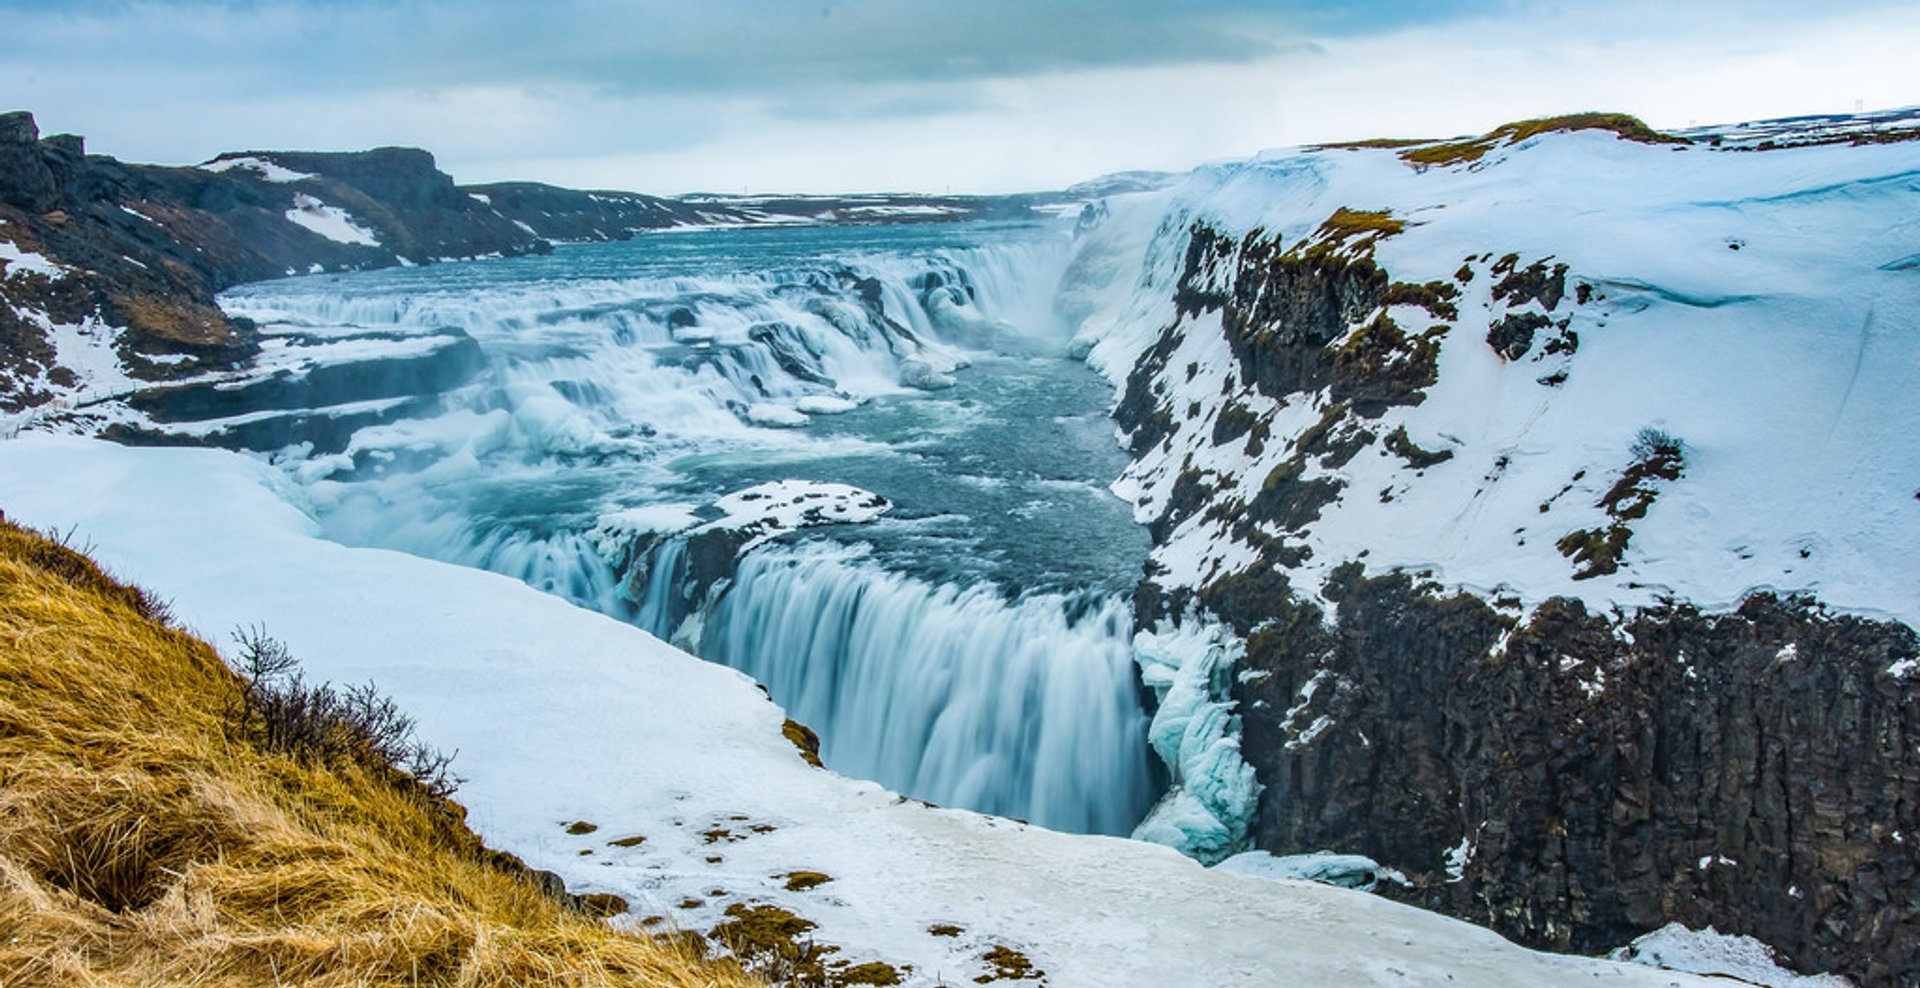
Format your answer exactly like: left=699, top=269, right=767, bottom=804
left=575, top=892, right=630, bottom=918
left=1381, top=279, right=1461, bottom=320
left=1384, top=425, right=1454, bottom=469
left=107, top=292, right=236, bottom=348
left=783, top=870, right=833, bottom=892
left=1300, top=207, right=1407, bottom=261
left=1402, top=113, right=1688, bottom=167
left=841, top=961, right=905, bottom=985
left=783, top=717, right=825, bottom=768
left=976, top=945, right=1044, bottom=983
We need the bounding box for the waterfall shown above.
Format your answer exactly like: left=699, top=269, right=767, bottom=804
left=232, top=222, right=1157, bottom=837
left=698, top=544, right=1155, bottom=836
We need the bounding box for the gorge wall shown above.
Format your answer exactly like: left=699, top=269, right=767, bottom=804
left=1091, top=116, right=1920, bottom=984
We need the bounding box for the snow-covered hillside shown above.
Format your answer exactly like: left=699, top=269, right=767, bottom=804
left=1058, top=114, right=1919, bottom=983
left=0, top=434, right=1719, bottom=988
left=1071, top=118, right=1919, bottom=627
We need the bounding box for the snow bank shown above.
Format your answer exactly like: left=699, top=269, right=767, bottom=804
left=0, top=238, right=66, bottom=281
left=0, top=434, right=1715, bottom=987
left=1610, top=923, right=1854, bottom=987
left=200, top=155, right=317, bottom=183
left=1217, top=851, right=1407, bottom=893
left=702, top=480, right=891, bottom=551
left=285, top=193, right=381, bottom=246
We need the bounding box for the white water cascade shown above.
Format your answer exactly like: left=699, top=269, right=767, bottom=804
left=700, top=545, right=1154, bottom=836
left=226, top=222, right=1160, bottom=836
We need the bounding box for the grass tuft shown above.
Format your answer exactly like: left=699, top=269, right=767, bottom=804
left=0, top=517, right=759, bottom=987
left=1400, top=112, right=1689, bottom=167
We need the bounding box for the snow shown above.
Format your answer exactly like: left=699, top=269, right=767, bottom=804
left=700, top=480, right=891, bottom=551
left=251, top=331, right=464, bottom=372
left=1443, top=834, right=1476, bottom=882
left=0, top=434, right=1718, bottom=987
left=1217, top=851, right=1408, bottom=892
left=1066, top=129, right=1920, bottom=632
left=1609, top=923, right=1855, bottom=987
left=796, top=394, right=860, bottom=414
left=284, top=193, right=381, bottom=246
left=200, top=155, right=316, bottom=183
left=47, top=318, right=141, bottom=399
left=745, top=402, right=808, bottom=427
left=592, top=504, right=703, bottom=542
left=0, top=239, right=66, bottom=280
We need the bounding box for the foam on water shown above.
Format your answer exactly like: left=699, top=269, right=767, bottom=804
left=232, top=220, right=1157, bottom=833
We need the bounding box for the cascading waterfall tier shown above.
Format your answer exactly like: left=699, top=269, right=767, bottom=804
left=222, top=221, right=1158, bottom=835
left=697, top=544, right=1154, bottom=836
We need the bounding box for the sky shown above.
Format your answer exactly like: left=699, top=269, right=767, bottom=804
left=2, top=1, right=1916, bottom=195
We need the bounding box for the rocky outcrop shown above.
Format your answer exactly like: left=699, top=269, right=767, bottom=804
left=1117, top=218, right=1920, bottom=985
left=0, top=109, right=1055, bottom=418
left=1208, top=566, right=1919, bottom=985
left=0, top=111, right=59, bottom=213
left=0, top=114, right=687, bottom=414
left=466, top=181, right=713, bottom=241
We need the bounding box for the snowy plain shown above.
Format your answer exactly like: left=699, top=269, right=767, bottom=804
left=0, top=433, right=1715, bottom=987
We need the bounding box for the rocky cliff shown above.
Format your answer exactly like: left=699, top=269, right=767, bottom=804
left=0, top=109, right=1048, bottom=425
left=1081, top=112, right=1920, bottom=984
left=0, top=112, right=559, bottom=415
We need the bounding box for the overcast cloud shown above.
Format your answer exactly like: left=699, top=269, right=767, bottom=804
left=2, top=1, right=1914, bottom=193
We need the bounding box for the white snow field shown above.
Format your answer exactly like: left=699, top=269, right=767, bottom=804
left=1068, top=129, right=1920, bottom=630
left=0, top=433, right=1712, bottom=987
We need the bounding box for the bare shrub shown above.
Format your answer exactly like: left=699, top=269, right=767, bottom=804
left=228, top=626, right=462, bottom=800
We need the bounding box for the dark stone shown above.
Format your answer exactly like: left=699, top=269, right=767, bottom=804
left=746, top=322, right=835, bottom=386
left=573, top=892, right=629, bottom=918
left=1491, top=259, right=1569, bottom=311
left=0, top=111, right=59, bottom=212
left=1211, top=399, right=1259, bottom=447
left=1488, top=312, right=1550, bottom=361
left=134, top=332, right=481, bottom=421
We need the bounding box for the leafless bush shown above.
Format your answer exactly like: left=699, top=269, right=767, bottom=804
left=1631, top=426, right=1685, bottom=464
left=228, top=626, right=462, bottom=800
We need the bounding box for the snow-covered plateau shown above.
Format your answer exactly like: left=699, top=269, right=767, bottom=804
left=1070, top=122, right=1919, bottom=628
left=0, top=434, right=1718, bottom=987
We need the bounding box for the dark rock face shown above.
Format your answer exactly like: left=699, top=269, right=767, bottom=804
left=1217, top=572, right=1919, bottom=985
left=1, top=112, right=591, bottom=411
left=466, top=181, right=711, bottom=241
left=1119, top=220, right=1920, bottom=986
left=0, top=111, right=59, bottom=212
left=107, top=331, right=486, bottom=454
left=1216, top=228, right=1391, bottom=405
left=1487, top=311, right=1549, bottom=361
left=266, top=147, right=460, bottom=210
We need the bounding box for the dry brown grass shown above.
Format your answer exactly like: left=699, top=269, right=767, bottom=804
left=1400, top=112, right=1689, bottom=167
left=0, top=518, right=760, bottom=988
